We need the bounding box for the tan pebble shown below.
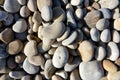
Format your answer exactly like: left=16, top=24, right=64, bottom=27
left=0, top=28, right=14, bottom=44
left=115, top=58, right=120, bottom=66
left=100, top=76, right=108, bottom=80
left=78, top=40, right=94, bottom=62
left=20, top=6, right=31, bottom=18
left=52, top=75, right=63, bottom=80
left=0, top=74, right=12, bottom=80
left=114, top=18, right=120, bottom=31
left=34, top=74, right=42, bottom=80
left=28, top=54, right=45, bottom=66
left=70, top=69, right=81, bottom=80
left=92, top=2, right=100, bottom=9
left=6, top=40, right=23, bottom=55
left=107, top=71, right=120, bottom=80
left=27, top=0, right=37, bottom=12
left=27, top=34, right=41, bottom=42
left=103, top=59, right=117, bottom=73
left=15, top=54, right=26, bottom=63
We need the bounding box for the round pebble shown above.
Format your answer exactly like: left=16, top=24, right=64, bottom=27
left=0, top=74, right=12, bottom=80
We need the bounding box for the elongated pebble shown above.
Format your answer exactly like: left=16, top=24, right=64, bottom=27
left=27, top=0, right=37, bottom=12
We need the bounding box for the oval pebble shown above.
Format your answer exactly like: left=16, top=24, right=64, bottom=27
left=12, top=19, right=28, bottom=33
left=17, top=0, right=26, bottom=5
left=15, top=54, right=26, bottom=63
left=100, top=29, right=111, bottom=43
left=112, top=30, right=120, bottom=43
left=52, top=46, right=69, bottom=68
left=23, top=58, right=40, bottom=74
left=27, top=0, right=37, bottom=12
left=75, top=7, right=83, bottom=20
left=107, top=71, right=120, bottom=80
left=34, top=74, right=42, bottom=80
left=20, top=6, right=31, bottom=18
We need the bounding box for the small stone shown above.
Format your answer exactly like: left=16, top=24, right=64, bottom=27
left=24, top=40, right=38, bottom=57
left=103, top=59, right=117, bottom=73
left=78, top=40, right=94, bottom=62
left=52, top=75, right=63, bottom=80
left=12, top=19, right=28, bottom=33
left=52, top=46, right=69, bottom=68
left=99, top=0, right=119, bottom=9
left=107, top=42, right=119, bottom=61
left=115, top=58, right=120, bottom=66
left=48, top=48, right=56, bottom=55
left=84, top=10, right=101, bottom=28
left=0, top=74, right=12, bottom=80
left=9, top=71, right=26, bottom=79
left=20, top=6, right=31, bottom=18
left=21, top=75, right=32, bottom=80
left=66, top=3, right=74, bottom=12
left=55, top=70, right=68, bottom=79
left=70, top=0, right=83, bottom=6
left=53, top=7, right=65, bottom=22
left=79, top=61, right=104, bottom=80
left=28, top=54, right=45, bottom=66
left=112, top=30, right=120, bottom=43
left=23, top=58, right=40, bottom=74
left=4, top=0, right=21, bottom=13
left=6, top=40, right=23, bottom=55
left=113, top=8, right=120, bottom=19
left=90, top=28, right=100, bottom=42
left=0, top=28, right=14, bottom=44
left=114, top=18, right=120, bottom=31
left=3, top=14, right=14, bottom=26
left=95, top=46, right=106, bottom=61
left=75, top=8, right=84, bottom=20
left=0, top=10, right=8, bottom=21
left=34, top=74, right=42, bottom=80
left=92, top=2, right=100, bottom=9
left=15, top=54, right=26, bottom=63
left=96, top=18, right=109, bottom=31
left=41, top=5, right=53, bottom=22
left=70, top=69, right=81, bottom=80
left=107, top=71, right=120, bottom=80
left=44, top=59, right=56, bottom=79
left=100, top=29, right=111, bottom=43
left=27, top=0, right=37, bottom=12
left=17, top=0, right=26, bottom=5
left=7, top=57, right=17, bottom=69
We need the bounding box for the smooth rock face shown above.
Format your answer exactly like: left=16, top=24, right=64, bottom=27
left=99, top=0, right=119, bottom=9
left=107, top=42, right=119, bottom=61
left=24, top=40, right=38, bottom=57
left=52, top=46, right=69, bottom=68
left=78, top=40, right=94, bottom=62
left=70, top=69, right=81, bottom=80
left=12, top=19, right=28, bottom=33
left=41, top=5, right=53, bottom=22
left=84, top=10, right=101, bottom=28
left=100, top=29, right=111, bottom=43
left=4, top=0, right=21, bottom=13
left=79, top=61, right=104, bottom=80
left=103, top=60, right=117, bottom=73
left=23, top=58, right=39, bottom=74
left=9, top=71, right=26, bottom=79
left=114, top=18, right=120, bottom=31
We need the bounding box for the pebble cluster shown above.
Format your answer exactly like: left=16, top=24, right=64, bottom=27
left=0, top=0, right=120, bottom=80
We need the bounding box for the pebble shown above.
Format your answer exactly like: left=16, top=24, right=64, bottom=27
left=0, top=28, right=14, bottom=44
left=34, top=74, right=42, bottom=80
left=9, top=71, right=26, bottom=79
left=27, top=0, right=37, bottom=12
left=0, top=59, right=6, bottom=73
left=52, top=75, right=63, bottom=80
left=3, top=0, right=21, bottom=13
left=96, top=18, right=109, bottom=31
left=15, top=54, right=26, bottom=63
left=84, top=10, right=101, bottom=28
left=112, top=30, right=120, bottom=43
left=0, top=44, right=9, bottom=59
left=64, top=56, right=81, bottom=72
left=99, top=8, right=112, bottom=19
left=78, top=40, right=94, bottom=62
left=0, top=74, right=12, bottom=80
left=23, top=58, right=40, bottom=74
left=17, top=0, right=26, bottom=5
left=7, top=57, right=17, bottom=69
left=115, top=58, right=120, bottom=66
left=113, top=8, right=120, bottom=19
left=20, top=6, right=31, bottom=18
left=92, top=2, right=100, bottom=9
left=70, top=69, right=81, bottom=80
left=21, top=75, right=31, bottom=80
left=90, top=28, right=100, bottom=42
left=107, top=42, right=119, bottom=61
left=100, top=29, right=111, bottom=43
left=55, top=70, right=68, bottom=79
left=24, top=40, right=38, bottom=57
left=41, top=5, right=53, bottom=22
left=62, top=31, right=77, bottom=46
left=114, top=18, right=120, bottom=31
left=3, top=14, right=14, bottom=26
left=103, top=59, right=117, bottom=73
left=42, top=21, right=65, bottom=39
left=75, top=7, right=84, bottom=20
left=44, top=59, right=56, bottom=79
left=15, top=31, right=28, bottom=41
left=95, top=46, right=106, bottom=61
left=52, top=46, right=69, bottom=68
left=28, top=54, right=45, bottom=66
left=53, top=7, right=65, bottom=22
left=107, top=71, right=120, bottom=80
left=79, top=61, right=104, bottom=80
left=0, top=10, right=8, bottom=21
left=6, top=40, right=23, bottom=55
left=99, top=0, right=119, bottom=9
left=12, top=19, right=28, bottom=33
left=70, top=0, right=83, bottom=6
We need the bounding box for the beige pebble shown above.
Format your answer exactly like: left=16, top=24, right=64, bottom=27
left=21, top=75, right=32, bottom=80
left=103, top=59, right=117, bottom=73
left=20, top=6, right=31, bottom=18
left=107, top=71, right=120, bottom=80
left=32, top=23, right=39, bottom=32
left=38, top=26, right=43, bottom=40
left=48, top=48, right=56, bottom=55
left=114, top=18, right=120, bottom=31
left=27, top=0, right=37, bottom=12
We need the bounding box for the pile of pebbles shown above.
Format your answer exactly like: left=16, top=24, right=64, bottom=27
left=0, top=0, right=120, bottom=80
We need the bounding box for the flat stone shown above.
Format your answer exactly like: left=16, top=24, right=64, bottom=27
left=70, top=69, right=81, bottom=80
left=24, top=40, right=38, bottom=57
left=52, top=46, right=69, bottom=68
left=23, top=58, right=40, bottom=74
left=12, top=19, right=28, bottom=33
left=3, top=0, right=21, bottom=13
left=20, top=6, right=31, bottom=18
left=9, top=71, right=26, bottom=79
left=84, top=10, right=101, bottom=28
left=78, top=40, right=94, bottom=62
left=6, top=40, right=23, bottom=55
left=103, top=59, right=117, bottom=73
left=27, top=0, right=37, bottom=12
left=114, top=18, right=120, bottom=31
left=79, top=61, right=104, bottom=80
